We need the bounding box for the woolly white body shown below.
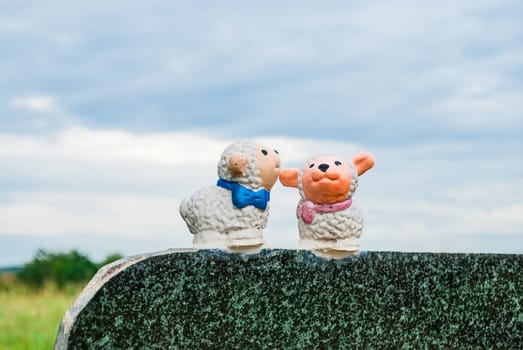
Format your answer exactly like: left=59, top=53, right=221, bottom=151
left=297, top=199, right=363, bottom=252
left=180, top=186, right=268, bottom=249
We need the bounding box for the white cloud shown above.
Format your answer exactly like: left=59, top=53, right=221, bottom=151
left=0, top=127, right=229, bottom=165
left=0, top=191, right=188, bottom=240
left=2, top=0, right=521, bottom=140
left=0, top=127, right=366, bottom=166
left=53, top=32, right=78, bottom=47
left=9, top=95, right=58, bottom=113
left=437, top=91, right=523, bottom=127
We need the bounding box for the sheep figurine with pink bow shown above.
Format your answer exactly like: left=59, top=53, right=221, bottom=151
left=279, top=152, right=375, bottom=258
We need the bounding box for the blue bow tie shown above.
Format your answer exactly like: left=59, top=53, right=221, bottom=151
left=217, top=178, right=270, bottom=210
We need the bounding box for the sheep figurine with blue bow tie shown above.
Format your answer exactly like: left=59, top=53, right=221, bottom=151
left=180, top=141, right=281, bottom=252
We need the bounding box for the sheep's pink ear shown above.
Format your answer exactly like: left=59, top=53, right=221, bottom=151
left=352, top=152, right=375, bottom=176
left=228, top=152, right=248, bottom=177
left=279, top=168, right=299, bottom=188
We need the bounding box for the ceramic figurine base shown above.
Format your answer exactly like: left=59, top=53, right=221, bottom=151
left=311, top=248, right=359, bottom=259
left=299, top=237, right=360, bottom=259
left=55, top=249, right=522, bottom=349
left=192, top=229, right=265, bottom=253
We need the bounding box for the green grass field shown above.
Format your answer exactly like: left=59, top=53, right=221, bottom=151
left=0, top=275, right=83, bottom=350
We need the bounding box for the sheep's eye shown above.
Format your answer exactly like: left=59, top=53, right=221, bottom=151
left=261, top=149, right=268, bottom=155
left=274, top=149, right=279, bottom=155
left=335, top=161, right=342, bottom=166
left=309, top=163, right=315, bottom=168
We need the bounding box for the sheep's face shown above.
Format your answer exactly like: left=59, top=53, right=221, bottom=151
left=302, top=156, right=352, bottom=204
left=218, top=141, right=281, bottom=191
left=279, top=151, right=375, bottom=204
left=256, top=144, right=281, bottom=191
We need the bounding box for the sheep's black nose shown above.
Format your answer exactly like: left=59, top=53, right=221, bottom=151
left=318, top=163, right=330, bottom=172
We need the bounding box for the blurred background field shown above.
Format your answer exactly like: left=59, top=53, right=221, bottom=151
left=0, top=280, right=82, bottom=350
left=0, top=250, right=122, bottom=350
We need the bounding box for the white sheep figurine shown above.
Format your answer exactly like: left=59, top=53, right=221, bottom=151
left=180, top=140, right=281, bottom=251
left=279, top=152, right=374, bottom=258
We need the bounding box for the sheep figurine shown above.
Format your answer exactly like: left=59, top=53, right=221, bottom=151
left=180, top=140, right=281, bottom=252
left=279, top=152, right=374, bottom=258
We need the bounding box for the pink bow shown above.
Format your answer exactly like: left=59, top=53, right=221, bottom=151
left=297, top=199, right=353, bottom=224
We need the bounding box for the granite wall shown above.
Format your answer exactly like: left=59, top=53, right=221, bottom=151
left=55, top=249, right=522, bottom=349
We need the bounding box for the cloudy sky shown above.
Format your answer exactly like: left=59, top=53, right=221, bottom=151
left=1, top=0, right=522, bottom=265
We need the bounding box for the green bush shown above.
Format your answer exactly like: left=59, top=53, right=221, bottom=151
left=16, top=249, right=122, bottom=289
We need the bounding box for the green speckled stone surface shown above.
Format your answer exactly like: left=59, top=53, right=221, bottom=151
left=60, top=250, right=522, bottom=349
